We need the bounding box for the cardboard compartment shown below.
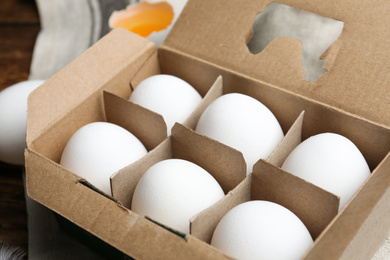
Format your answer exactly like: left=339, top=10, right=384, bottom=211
left=26, top=0, right=390, bottom=259
left=104, top=53, right=221, bottom=149
left=111, top=122, right=247, bottom=240
left=111, top=75, right=306, bottom=240
left=109, top=75, right=225, bottom=205
left=190, top=112, right=340, bottom=244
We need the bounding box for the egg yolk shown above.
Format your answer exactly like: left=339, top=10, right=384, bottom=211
left=109, top=1, right=174, bottom=38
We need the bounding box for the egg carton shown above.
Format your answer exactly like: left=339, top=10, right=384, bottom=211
left=26, top=0, right=390, bottom=259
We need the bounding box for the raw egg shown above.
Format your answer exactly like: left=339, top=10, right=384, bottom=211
left=195, top=93, right=284, bottom=175
left=131, top=159, right=225, bottom=233
left=211, top=200, right=313, bottom=260
left=129, top=74, right=202, bottom=135
left=281, top=133, right=371, bottom=211
left=60, top=122, right=147, bottom=195
left=109, top=0, right=188, bottom=46
left=0, top=80, right=45, bottom=165
left=109, top=1, right=173, bottom=38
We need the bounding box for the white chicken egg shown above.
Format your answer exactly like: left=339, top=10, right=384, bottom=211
left=195, top=93, right=284, bottom=175
left=281, top=133, right=371, bottom=211
left=129, top=74, right=202, bottom=135
left=60, top=122, right=148, bottom=195
left=0, top=80, right=45, bottom=165
left=211, top=200, right=313, bottom=260
left=131, top=158, right=225, bottom=233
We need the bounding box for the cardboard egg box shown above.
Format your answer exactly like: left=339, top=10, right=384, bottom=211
left=110, top=71, right=339, bottom=244
left=26, top=0, right=390, bottom=259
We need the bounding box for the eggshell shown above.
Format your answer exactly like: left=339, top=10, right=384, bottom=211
left=0, top=80, right=45, bottom=165
left=60, top=122, right=148, bottom=195
left=131, top=158, right=225, bottom=233
left=211, top=200, right=313, bottom=260
left=195, top=93, right=284, bottom=175
left=129, top=74, right=202, bottom=135
left=281, top=133, right=371, bottom=211
left=108, top=0, right=189, bottom=46
left=146, top=0, right=188, bottom=46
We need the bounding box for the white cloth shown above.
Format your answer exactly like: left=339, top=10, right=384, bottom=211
left=247, top=2, right=344, bottom=82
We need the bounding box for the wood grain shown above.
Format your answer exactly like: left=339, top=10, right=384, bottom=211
left=0, top=0, right=40, bottom=253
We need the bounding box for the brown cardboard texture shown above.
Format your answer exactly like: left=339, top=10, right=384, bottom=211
left=25, top=0, right=390, bottom=258
left=104, top=90, right=167, bottom=152
left=110, top=120, right=247, bottom=210
left=164, top=0, right=390, bottom=129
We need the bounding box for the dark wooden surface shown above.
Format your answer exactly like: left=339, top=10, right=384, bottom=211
left=0, top=0, right=40, bottom=253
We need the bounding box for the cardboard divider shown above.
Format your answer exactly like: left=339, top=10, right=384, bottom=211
left=252, top=160, right=339, bottom=239
left=189, top=109, right=321, bottom=243
left=110, top=138, right=173, bottom=208
left=104, top=90, right=167, bottom=151
left=190, top=175, right=252, bottom=243
left=112, top=122, right=248, bottom=236
left=130, top=51, right=162, bottom=90
left=171, top=123, right=246, bottom=194
left=109, top=76, right=224, bottom=204
left=183, top=76, right=223, bottom=130
left=267, top=110, right=304, bottom=167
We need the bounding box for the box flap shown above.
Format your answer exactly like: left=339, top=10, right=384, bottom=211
left=163, top=0, right=390, bottom=128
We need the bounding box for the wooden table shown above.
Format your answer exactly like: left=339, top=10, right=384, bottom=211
left=0, top=0, right=40, bottom=252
